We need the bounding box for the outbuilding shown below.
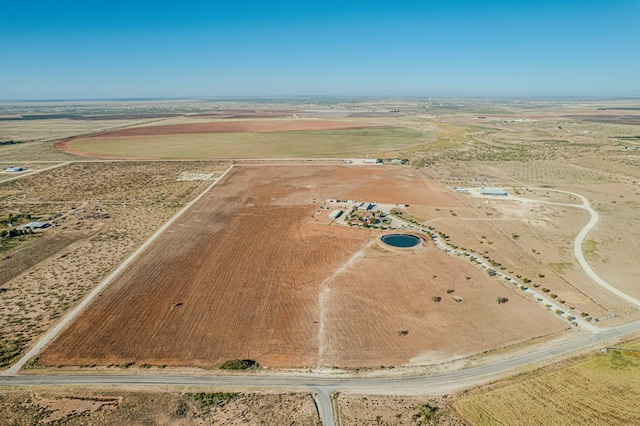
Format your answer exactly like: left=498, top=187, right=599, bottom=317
left=23, top=221, right=50, bottom=229
left=329, top=210, right=343, bottom=219
left=480, top=188, right=508, bottom=196
left=4, top=166, right=25, bottom=172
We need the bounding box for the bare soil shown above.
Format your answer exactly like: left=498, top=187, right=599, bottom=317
left=39, top=165, right=565, bottom=369
left=0, top=161, right=228, bottom=368
left=0, top=387, right=318, bottom=425
left=337, top=394, right=464, bottom=426
left=86, top=119, right=389, bottom=137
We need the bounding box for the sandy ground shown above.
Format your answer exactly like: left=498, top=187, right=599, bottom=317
left=0, top=161, right=229, bottom=368
left=337, top=394, right=464, bottom=425
left=39, top=165, right=566, bottom=369
left=0, top=386, right=319, bottom=425
left=419, top=159, right=640, bottom=323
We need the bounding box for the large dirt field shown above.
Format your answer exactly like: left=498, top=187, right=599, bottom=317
left=85, top=119, right=392, bottom=137
left=0, top=161, right=229, bottom=368
left=39, top=165, right=566, bottom=369
left=58, top=119, right=426, bottom=159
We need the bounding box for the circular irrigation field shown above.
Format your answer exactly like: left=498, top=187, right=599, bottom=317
left=56, top=119, right=427, bottom=159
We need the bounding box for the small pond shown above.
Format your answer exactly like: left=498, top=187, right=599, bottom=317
left=381, top=234, right=421, bottom=248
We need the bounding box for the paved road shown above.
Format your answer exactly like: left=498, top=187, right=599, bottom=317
left=2, top=319, right=640, bottom=425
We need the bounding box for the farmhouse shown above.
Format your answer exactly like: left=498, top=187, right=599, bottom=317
left=480, top=188, right=508, bottom=196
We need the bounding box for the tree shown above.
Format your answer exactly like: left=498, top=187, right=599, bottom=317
left=496, top=297, right=509, bottom=304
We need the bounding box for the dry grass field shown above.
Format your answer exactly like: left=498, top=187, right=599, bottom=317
left=0, top=118, right=144, bottom=143
left=60, top=119, right=426, bottom=159
left=337, top=394, right=464, bottom=425
left=454, top=341, right=640, bottom=425
left=0, top=161, right=228, bottom=368
left=0, top=386, right=318, bottom=425
left=38, top=165, right=565, bottom=369
left=417, top=158, right=640, bottom=321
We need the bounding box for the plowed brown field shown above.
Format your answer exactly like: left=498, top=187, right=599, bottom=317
left=89, top=119, right=388, bottom=137
left=39, top=166, right=565, bottom=368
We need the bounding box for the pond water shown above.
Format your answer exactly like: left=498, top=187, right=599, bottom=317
left=381, top=234, right=421, bottom=248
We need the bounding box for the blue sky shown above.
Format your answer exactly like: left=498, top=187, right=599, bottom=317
left=1, top=1, right=639, bottom=99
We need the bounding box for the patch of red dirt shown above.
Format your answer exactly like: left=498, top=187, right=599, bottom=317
left=87, top=120, right=390, bottom=138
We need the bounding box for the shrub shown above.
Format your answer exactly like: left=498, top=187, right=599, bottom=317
left=188, top=392, right=237, bottom=408
left=431, top=296, right=442, bottom=302
left=175, top=401, right=187, bottom=417
left=446, top=289, right=454, bottom=294
left=219, top=359, right=259, bottom=370
left=496, top=297, right=509, bottom=304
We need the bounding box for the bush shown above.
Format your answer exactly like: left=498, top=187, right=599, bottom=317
left=496, top=297, right=509, bottom=304
left=219, top=359, right=259, bottom=370
left=175, top=401, right=187, bottom=417
left=431, top=296, right=442, bottom=302
left=188, top=392, right=237, bottom=408
left=446, top=289, right=454, bottom=294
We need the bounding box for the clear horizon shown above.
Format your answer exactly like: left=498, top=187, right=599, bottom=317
left=2, top=1, right=639, bottom=100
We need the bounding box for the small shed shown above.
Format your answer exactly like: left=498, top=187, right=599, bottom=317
left=329, top=210, right=343, bottom=219
left=23, top=221, right=50, bottom=229
left=4, top=166, right=25, bottom=172
left=480, top=188, right=508, bottom=196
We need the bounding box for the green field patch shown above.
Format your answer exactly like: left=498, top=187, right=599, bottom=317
left=68, top=127, right=426, bottom=159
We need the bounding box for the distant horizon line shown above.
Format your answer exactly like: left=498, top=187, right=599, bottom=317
left=2, top=94, right=640, bottom=104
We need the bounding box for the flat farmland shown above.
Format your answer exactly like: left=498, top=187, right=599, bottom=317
left=455, top=342, right=640, bottom=425
left=58, top=119, right=425, bottom=159
left=39, top=165, right=566, bottom=369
